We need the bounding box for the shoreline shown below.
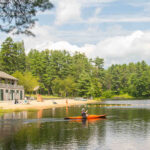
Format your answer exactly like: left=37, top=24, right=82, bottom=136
left=0, top=99, right=99, bottom=111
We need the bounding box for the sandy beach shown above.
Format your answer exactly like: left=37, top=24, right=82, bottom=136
left=0, top=99, right=98, bottom=110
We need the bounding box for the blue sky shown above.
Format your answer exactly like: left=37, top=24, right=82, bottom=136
left=1, top=0, right=150, bottom=67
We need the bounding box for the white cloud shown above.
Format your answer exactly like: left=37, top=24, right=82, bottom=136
left=52, top=0, right=117, bottom=25
left=3, top=25, right=150, bottom=68
left=88, top=16, right=150, bottom=24
left=15, top=23, right=127, bottom=52
left=91, top=30, right=150, bottom=67
left=82, top=0, right=117, bottom=6
left=37, top=10, right=55, bottom=16
left=50, top=0, right=150, bottom=26
left=38, top=41, right=82, bottom=52
left=95, top=8, right=102, bottom=16
left=17, top=26, right=150, bottom=68
left=54, top=0, right=82, bottom=25
left=5, top=20, right=148, bottom=67
left=51, top=0, right=150, bottom=25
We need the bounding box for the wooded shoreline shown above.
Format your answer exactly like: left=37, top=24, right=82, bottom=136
left=1, top=37, right=150, bottom=99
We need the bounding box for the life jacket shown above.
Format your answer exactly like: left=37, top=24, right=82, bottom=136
left=81, top=112, right=86, bottom=118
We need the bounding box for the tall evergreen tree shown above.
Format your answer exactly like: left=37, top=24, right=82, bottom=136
left=15, top=41, right=26, bottom=72
left=72, top=52, right=92, bottom=80
left=0, top=37, right=26, bottom=74
left=77, top=72, right=91, bottom=97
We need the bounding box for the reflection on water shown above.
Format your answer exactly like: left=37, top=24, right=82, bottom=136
left=0, top=111, right=28, bottom=120
left=0, top=100, right=150, bottom=150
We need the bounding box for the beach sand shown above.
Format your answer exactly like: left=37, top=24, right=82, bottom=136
left=0, top=99, right=98, bottom=110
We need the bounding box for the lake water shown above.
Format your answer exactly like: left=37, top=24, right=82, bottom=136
left=1, top=100, right=150, bottom=150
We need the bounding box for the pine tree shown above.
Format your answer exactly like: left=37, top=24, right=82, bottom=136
left=0, top=37, right=26, bottom=74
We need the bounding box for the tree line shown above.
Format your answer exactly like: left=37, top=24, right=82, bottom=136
left=0, top=37, right=150, bottom=98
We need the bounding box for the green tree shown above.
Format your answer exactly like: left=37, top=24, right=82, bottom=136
left=0, top=37, right=15, bottom=74
left=94, top=57, right=104, bottom=70
left=51, top=77, right=62, bottom=96
left=128, top=62, right=150, bottom=97
left=26, top=49, right=49, bottom=93
left=12, top=71, right=24, bottom=85
left=77, top=72, right=91, bottom=97
left=23, top=72, right=39, bottom=94
left=103, top=70, right=112, bottom=91
left=0, top=37, right=26, bottom=74
left=119, top=64, right=129, bottom=93
left=89, top=78, right=102, bottom=98
left=52, top=76, right=76, bottom=97
left=72, top=52, right=92, bottom=80
left=15, top=41, right=26, bottom=72
left=92, top=57, right=104, bottom=90
left=62, top=76, right=76, bottom=97
left=26, top=49, right=73, bottom=94
left=49, top=50, right=73, bottom=79
left=0, top=0, right=53, bottom=35
left=107, top=65, right=121, bottom=94
left=12, top=71, right=39, bottom=94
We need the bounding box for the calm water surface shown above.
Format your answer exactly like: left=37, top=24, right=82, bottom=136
left=1, top=100, right=150, bottom=150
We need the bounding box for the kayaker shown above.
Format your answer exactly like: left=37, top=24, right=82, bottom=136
left=81, top=108, right=88, bottom=119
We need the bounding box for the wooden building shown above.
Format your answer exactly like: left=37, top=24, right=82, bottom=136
left=0, top=71, right=24, bottom=101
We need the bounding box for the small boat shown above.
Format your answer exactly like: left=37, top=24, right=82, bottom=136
left=64, top=114, right=106, bottom=120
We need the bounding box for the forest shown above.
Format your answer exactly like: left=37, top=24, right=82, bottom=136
left=0, top=37, right=150, bottom=99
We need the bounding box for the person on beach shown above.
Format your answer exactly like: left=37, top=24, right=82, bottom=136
left=81, top=108, right=88, bottom=119
left=14, top=99, right=18, bottom=104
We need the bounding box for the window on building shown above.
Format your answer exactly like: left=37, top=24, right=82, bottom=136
left=20, top=91, right=23, bottom=100
left=0, top=89, right=4, bottom=101
left=10, top=90, right=15, bottom=100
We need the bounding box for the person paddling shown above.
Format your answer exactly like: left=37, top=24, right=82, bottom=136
left=81, top=108, right=88, bottom=119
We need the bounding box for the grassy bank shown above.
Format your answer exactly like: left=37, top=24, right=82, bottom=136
left=101, top=93, right=134, bottom=100
left=111, top=94, right=134, bottom=99
left=0, top=108, right=38, bottom=114
left=101, top=93, right=150, bottom=100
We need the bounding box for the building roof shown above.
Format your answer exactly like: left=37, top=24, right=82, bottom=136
left=0, top=71, right=18, bottom=80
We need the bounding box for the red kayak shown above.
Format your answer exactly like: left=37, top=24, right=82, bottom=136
left=64, top=114, right=106, bottom=119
